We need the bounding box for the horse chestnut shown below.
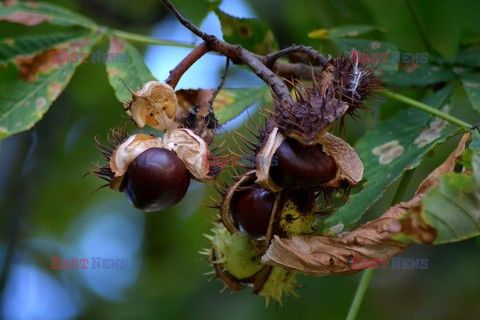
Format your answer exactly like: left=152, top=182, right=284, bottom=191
left=123, top=148, right=190, bottom=212
left=270, top=137, right=337, bottom=189
left=232, top=186, right=275, bottom=238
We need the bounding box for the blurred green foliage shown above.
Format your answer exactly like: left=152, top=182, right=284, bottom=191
left=1, top=0, right=480, bottom=319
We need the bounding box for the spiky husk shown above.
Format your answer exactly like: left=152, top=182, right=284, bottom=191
left=91, top=127, right=129, bottom=190
left=270, top=55, right=381, bottom=144
left=258, top=267, right=299, bottom=306
left=323, top=56, right=383, bottom=117
left=206, top=223, right=299, bottom=304
left=271, top=83, right=347, bottom=145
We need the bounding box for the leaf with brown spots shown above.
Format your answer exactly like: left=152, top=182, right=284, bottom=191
left=394, top=132, right=480, bottom=244
left=460, top=74, right=480, bottom=114
left=0, top=31, right=90, bottom=64
left=262, top=132, right=471, bottom=275
left=0, top=32, right=101, bottom=139
left=105, top=37, right=156, bottom=104
left=316, top=86, right=455, bottom=234
left=381, top=64, right=455, bottom=87
left=215, top=9, right=278, bottom=55
left=0, top=1, right=95, bottom=27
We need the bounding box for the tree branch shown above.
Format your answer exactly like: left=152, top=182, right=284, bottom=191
left=208, top=57, right=230, bottom=109
left=165, top=42, right=210, bottom=89
left=264, top=45, right=328, bottom=69
left=161, top=0, right=294, bottom=106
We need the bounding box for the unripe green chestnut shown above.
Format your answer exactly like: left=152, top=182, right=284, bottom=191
left=270, top=137, right=337, bottom=189
left=123, top=148, right=190, bottom=212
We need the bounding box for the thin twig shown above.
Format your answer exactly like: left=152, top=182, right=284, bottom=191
left=264, top=45, right=328, bottom=68
left=161, top=0, right=293, bottom=106
left=165, top=42, right=210, bottom=89
left=208, top=57, right=230, bottom=109
left=113, top=26, right=325, bottom=82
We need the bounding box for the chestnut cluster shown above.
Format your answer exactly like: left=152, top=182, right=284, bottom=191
left=90, top=54, right=379, bottom=303
left=92, top=81, right=220, bottom=212
left=206, top=56, right=380, bottom=302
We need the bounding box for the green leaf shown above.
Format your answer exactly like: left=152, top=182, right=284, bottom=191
left=170, top=0, right=220, bottom=26
left=0, top=31, right=90, bottom=64
left=412, top=171, right=480, bottom=244
left=315, top=86, right=454, bottom=234
left=458, top=130, right=480, bottom=171
left=460, top=74, right=480, bottom=114
left=0, top=1, right=96, bottom=28
left=105, top=37, right=156, bottom=103
left=215, top=9, right=278, bottom=55
left=0, top=32, right=101, bottom=139
left=214, top=86, right=268, bottom=125
left=331, top=38, right=398, bottom=71
left=327, top=25, right=380, bottom=39
left=382, top=64, right=455, bottom=87
left=451, top=47, right=480, bottom=68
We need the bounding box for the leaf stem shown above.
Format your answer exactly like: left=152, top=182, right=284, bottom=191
left=345, top=170, right=415, bottom=320
left=345, top=268, right=374, bottom=320
left=380, top=91, right=472, bottom=129
left=111, top=29, right=195, bottom=48
left=391, top=169, right=415, bottom=205
left=404, top=0, right=434, bottom=54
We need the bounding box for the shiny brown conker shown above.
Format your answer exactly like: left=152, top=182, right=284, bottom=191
left=232, top=186, right=275, bottom=238
left=123, top=148, right=190, bottom=212
left=270, top=138, right=337, bottom=189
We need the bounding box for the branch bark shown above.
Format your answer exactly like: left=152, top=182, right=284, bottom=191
left=161, top=0, right=294, bottom=106
left=165, top=42, right=209, bottom=89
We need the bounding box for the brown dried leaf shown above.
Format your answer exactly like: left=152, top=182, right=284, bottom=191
left=262, top=208, right=409, bottom=275
left=416, top=132, right=470, bottom=194
left=175, top=89, right=218, bottom=144
left=262, top=133, right=470, bottom=275
left=391, top=132, right=471, bottom=243
left=176, top=89, right=215, bottom=120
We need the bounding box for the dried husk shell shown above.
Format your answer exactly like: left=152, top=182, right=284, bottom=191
left=126, top=81, right=178, bottom=131
left=109, top=134, right=163, bottom=190
left=163, top=128, right=215, bottom=183
left=255, top=127, right=285, bottom=192
left=314, top=133, right=364, bottom=188
left=109, top=129, right=216, bottom=190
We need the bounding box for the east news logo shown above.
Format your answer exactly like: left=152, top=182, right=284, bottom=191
left=51, top=257, right=128, bottom=269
